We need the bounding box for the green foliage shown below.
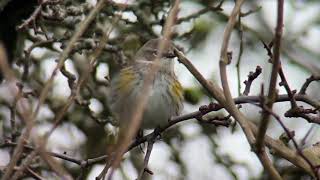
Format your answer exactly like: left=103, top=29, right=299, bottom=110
left=184, top=87, right=204, bottom=105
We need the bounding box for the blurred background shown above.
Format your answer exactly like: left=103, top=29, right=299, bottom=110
left=0, top=0, right=319, bottom=179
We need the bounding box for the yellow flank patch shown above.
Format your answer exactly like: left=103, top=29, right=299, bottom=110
left=117, top=67, right=136, bottom=94
left=170, top=79, right=183, bottom=103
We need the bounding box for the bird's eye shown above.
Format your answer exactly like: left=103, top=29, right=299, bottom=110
left=163, top=51, right=175, bottom=58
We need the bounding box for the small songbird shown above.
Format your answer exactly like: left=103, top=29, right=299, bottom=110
left=108, top=38, right=183, bottom=130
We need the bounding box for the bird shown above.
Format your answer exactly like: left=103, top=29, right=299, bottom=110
left=108, top=38, right=183, bottom=131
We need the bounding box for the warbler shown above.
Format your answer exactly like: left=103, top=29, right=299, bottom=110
left=108, top=38, right=183, bottom=130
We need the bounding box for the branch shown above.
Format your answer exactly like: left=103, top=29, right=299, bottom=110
left=176, top=1, right=223, bottom=24
left=3, top=1, right=108, bottom=179
left=285, top=107, right=320, bottom=124
left=256, top=0, right=284, bottom=152
left=174, top=48, right=227, bottom=106
left=257, top=104, right=319, bottom=178
left=3, top=89, right=318, bottom=177
left=299, top=75, right=320, bottom=95
left=26, top=167, right=45, bottom=180
left=215, top=5, right=280, bottom=177
left=137, top=130, right=157, bottom=180
left=37, top=1, right=122, bottom=177
left=0, top=140, right=108, bottom=167
left=17, top=0, right=61, bottom=30
left=236, top=13, right=244, bottom=96
left=261, top=35, right=320, bottom=124
left=177, top=3, right=282, bottom=174
left=243, top=66, right=262, bottom=96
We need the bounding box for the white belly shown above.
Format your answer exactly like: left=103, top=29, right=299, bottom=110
left=140, top=76, right=172, bottom=129
left=110, top=71, right=177, bottom=129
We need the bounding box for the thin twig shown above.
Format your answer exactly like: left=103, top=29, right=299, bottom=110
left=35, top=1, right=120, bottom=177
left=176, top=1, right=223, bottom=24
left=9, top=83, right=24, bottom=143
left=261, top=40, right=320, bottom=124
left=11, top=151, right=38, bottom=180
left=174, top=48, right=227, bottom=106
left=137, top=131, right=157, bottom=180
left=257, top=104, right=319, bottom=178
left=3, top=1, right=109, bottom=179
left=284, top=107, right=320, bottom=124
left=17, top=2, right=42, bottom=30
left=278, top=67, right=298, bottom=109
left=217, top=1, right=282, bottom=177
left=218, top=0, right=257, bottom=144
left=174, top=49, right=320, bottom=110
left=2, top=90, right=318, bottom=177
left=17, top=0, right=62, bottom=30
left=299, top=75, right=320, bottom=95
left=236, top=13, right=244, bottom=96
left=243, top=66, right=262, bottom=96
left=26, top=167, right=45, bottom=180
left=23, top=39, right=55, bottom=80
left=300, top=125, right=316, bottom=147
left=256, top=0, right=284, bottom=152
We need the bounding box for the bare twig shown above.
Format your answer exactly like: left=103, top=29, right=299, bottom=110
left=285, top=107, right=320, bottom=124
left=3, top=88, right=318, bottom=177
left=0, top=140, right=107, bottom=166
left=217, top=5, right=279, bottom=178
left=17, top=0, right=61, bottom=30
left=9, top=83, right=24, bottom=143
left=300, top=125, right=316, bottom=147
left=34, top=1, right=121, bottom=178
left=31, top=0, right=107, bottom=128
left=178, top=21, right=282, bottom=178
left=279, top=69, right=298, bottom=108
left=240, top=6, right=262, bottom=17
left=257, top=104, right=319, bottom=178
left=261, top=38, right=320, bottom=124
left=11, top=151, right=38, bottom=180
left=256, top=0, right=284, bottom=152
left=174, top=42, right=320, bottom=161
left=137, top=131, right=157, bottom=180
left=299, top=75, right=320, bottom=95
left=60, top=63, right=77, bottom=91
left=17, top=2, right=42, bottom=30
left=176, top=1, right=223, bottom=24
left=23, top=39, right=55, bottom=80
left=26, top=167, right=45, bottom=180
left=3, top=1, right=109, bottom=179
left=249, top=121, right=313, bottom=176
left=243, top=66, right=262, bottom=96
left=236, top=13, right=244, bottom=96
left=174, top=48, right=227, bottom=106
left=218, top=0, right=257, bottom=146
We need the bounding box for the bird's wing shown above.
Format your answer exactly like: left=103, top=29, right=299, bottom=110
left=169, top=77, right=184, bottom=115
